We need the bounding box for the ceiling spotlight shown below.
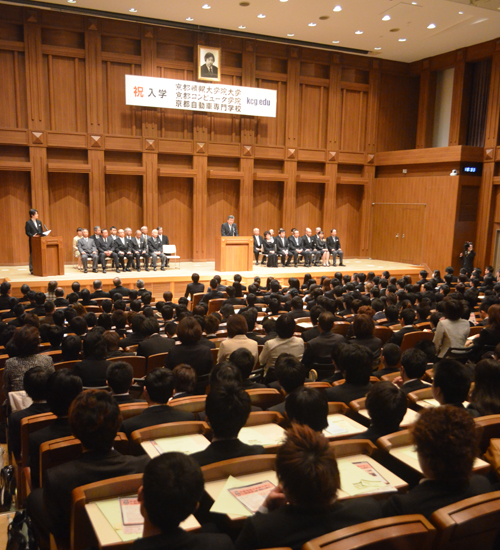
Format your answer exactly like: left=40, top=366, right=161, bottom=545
left=399, top=38, right=407, bottom=41
left=238, top=25, right=246, bottom=28
left=287, top=33, right=295, bottom=36
left=412, top=1, right=417, bottom=4
left=202, top=4, right=211, bottom=9
left=257, top=13, right=266, bottom=18
left=308, top=22, right=317, bottom=26
left=280, top=0, right=288, bottom=2
left=459, top=11, right=464, bottom=14
left=427, top=23, right=436, bottom=29
left=374, top=47, right=382, bottom=50
left=332, top=40, right=339, bottom=43
left=186, top=16, right=194, bottom=21
left=67, top=0, right=76, bottom=3
left=129, top=8, right=137, bottom=12
left=355, top=30, right=363, bottom=34
left=382, top=15, right=391, bottom=21
left=333, top=5, right=342, bottom=12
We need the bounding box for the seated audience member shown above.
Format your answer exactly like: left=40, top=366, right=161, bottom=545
left=46, top=325, right=64, bottom=351
left=257, top=317, right=278, bottom=345
left=259, top=314, right=305, bottom=381
left=302, top=311, right=345, bottom=371
left=60, top=334, right=81, bottom=362
left=285, top=386, right=328, bottom=432
left=69, top=315, right=88, bottom=336
left=374, top=343, right=401, bottom=378
left=136, top=453, right=233, bottom=550
left=468, top=359, right=500, bottom=416
left=217, top=314, right=258, bottom=365
left=53, top=288, right=69, bottom=308
left=8, top=367, right=51, bottom=459
left=200, top=278, right=224, bottom=304
left=203, top=314, right=220, bottom=339
left=414, top=339, right=438, bottom=365
left=356, top=382, right=407, bottom=443
left=29, top=369, right=83, bottom=488
left=397, top=348, right=431, bottom=395
left=229, top=348, right=265, bottom=389
left=289, top=296, right=309, bottom=319
left=350, top=314, right=382, bottom=363
left=137, top=317, right=175, bottom=358
left=191, top=383, right=265, bottom=466
left=31, top=390, right=150, bottom=545
left=235, top=424, right=381, bottom=550
left=73, top=331, right=110, bottom=387
left=4, top=326, right=54, bottom=395
left=172, top=364, right=197, bottom=399
left=269, top=355, right=307, bottom=414
left=103, top=330, right=128, bottom=358
left=119, top=314, right=146, bottom=349
left=432, top=358, right=478, bottom=417
left=301, top=305, right=322, bottom=343
left=40, top=301, right=55, bottom=325
left=107, top=361, right=144, bottom=403
left=382, top=406, right=491, bottom=518
left=122, top=368, right=194, bottom=437
left=472, top=304, right=500, bottom=359
left=164, top=317, right=213, bottom=376
left=184, top=272, right=205, bottom=301
left=381, top=305, right=400, bottom=328
left=388, top=308, right=418, bottom=347
left=433, top=298, right=470, bottom=358
left=325, top=344, right=372, bottom=404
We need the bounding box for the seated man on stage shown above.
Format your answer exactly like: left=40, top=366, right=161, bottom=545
left=276, top=228, right=293, bottom=267
left=96, top=228, right=119, bottom=274
left=158, top=226, right=170, bottom=267
left=148, top=228, right=166, bottom=271
left=327, top=229, right=345, bottom=267
left=221, top=215, right=238, bottom=236
left=302, top=228, right=321, bottom=266
left=113, top=228, right=133, bottom=272
left=253, top=228, right=264, bottom=265
left=289, top=229, right=311, bottom=268
left=130, top=229, right=149, bottom=272
left=77, top=229, right=99, bottom=273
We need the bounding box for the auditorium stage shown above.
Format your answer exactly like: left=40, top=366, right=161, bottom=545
left=1, top=258, right=427, bottom=301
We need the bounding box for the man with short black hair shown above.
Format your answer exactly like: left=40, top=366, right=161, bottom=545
left=269, top=354, right=306, bottom=414
left=302, top=311, right=345, bottom=371
left=433, top=359, right=478, bottom=416
left=200, top=278, right=224, bottom=304
left=388, top=308, right=418, bottom=347
left=397, top=348, right=431, bottom=395
left=106, top=361, right=144, bottom=404
left=185, top=273, right=205, bottom=300
left=137, top=317, right=175, bottom=358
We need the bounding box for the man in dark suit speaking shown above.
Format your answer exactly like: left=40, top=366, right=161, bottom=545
left=200, top=51, right=218, bottom=78
left=25, top=208, right=44, bottom=274
left=221, top=215, right=239, bottom=236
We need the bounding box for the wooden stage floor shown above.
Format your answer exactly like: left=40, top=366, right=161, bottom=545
left=1, top=258, right=426, bottom=300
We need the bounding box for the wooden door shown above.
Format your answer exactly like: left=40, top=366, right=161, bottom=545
left=370, top=204, right=402, bottom=262
left=400, top=204, right=426, bottom=265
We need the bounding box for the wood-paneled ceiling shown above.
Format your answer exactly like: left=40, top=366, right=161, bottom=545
left=4, top=0, right=500, bottom=62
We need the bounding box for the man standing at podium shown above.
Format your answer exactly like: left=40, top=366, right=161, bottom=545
left=25, top=209, right=44, bottom=274
left=221, top=215, right=239, bottom=236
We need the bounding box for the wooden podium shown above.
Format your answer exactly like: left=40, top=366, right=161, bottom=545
left=31, top=235, right=65, bottom=277
left=215, top=236, right=253, bottom=272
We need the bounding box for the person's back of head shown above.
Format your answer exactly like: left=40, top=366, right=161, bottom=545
left=240, top=309, right=257, bottom=332
left=35, top=292, right=46, bottom=306
left=145, top=368, right=175, bottom=404
left=220, top=304, right=235, bottom=320
left=385, top=305, right=399, bottom=322
left=414, top=339, right=437, bottom=364
left=400, top=308, right=416, bottom=326
left=141, top=317, right=160, bottom=337
left=106, top=361, right=134, bottom=394
left=318, top=311, right=334, bottom=332
left=140, top=453, right=204, bottom=533
left=84, top=312, right=97, bottom=328
left=338, top=344, right=372, bottom=385
left=276, top=313, right=296, bottom=339
left=382, top=343, right=401, bottom=369
left=69, top=390, right=121, bottom=451
left=227, top=314, right=248, bottom=338
left=275, top=354, right=306, bottom=393
left=277, top=424, right=339, bottom=509
left=83, top=330, right=107, bottom=360
left=46, top=369, right=83, bottom=417
left=285, top=387, right=328, bottom=432
left=433, top=358, right=471, bottom=405
left=61, top=334, right=81, bottom=360
left=130, top=300, right=142, bottom=313
left=209, top=278, right=218, bottom=290
left=71, top=282, right=81, bottom=293
left=206, top=382, right=251, bottom=439
left=470, top=359, right=500, bottom=416
left=401, top=348, right=427, bottom=379
left=172, top=364, right=197, bottom=394
left=229, top=348, right=255, bottom=380
left=209, top=361, right=242, bottom=389
left=24, top=366, right=50, bottom=401
left=47, top=325, right=64, bottom=349
left=291, top=296, right=303, bottom=311
left=70, top=316, right=88, bottom=336
left=366, top=382, right=407, bottom=431
left=44, top=301, right=55, bottom=315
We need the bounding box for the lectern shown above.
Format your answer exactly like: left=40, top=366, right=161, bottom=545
left=215, top=236, right=253, bottom=272
left=31, top=235, right=65, bottom=277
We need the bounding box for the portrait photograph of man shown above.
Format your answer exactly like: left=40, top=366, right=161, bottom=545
left=198, top=46, right=221, bottom=82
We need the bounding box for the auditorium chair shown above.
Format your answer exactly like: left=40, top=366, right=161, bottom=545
left=201, top=454, right=277, bottom=482
left=328, top=438, right=377, bottom=458
left=191, top=292, right=205, bottom=310
left=474, top=415, right=500, bottom=454
left=207, top=298, right=225, bottom=315
left=407, top=387, right=435, bottom=410
left=210, top=347, right=218, bottom=364
left=332, top=322, right=350, bottom=336
left=430, top=491, right=500, bottom=550
left=130, top=420, right=211, bottom=448
left=107, top=355, right=147, bottom=379
left=400, top=330, right=434, bottom=352
left=379, top=371, right=400, bottom=382
left=53, top=360, right=80, bottom=371
left=246, top=388, right=284, bottom=410
left=169, top=394, right=207, bottom=418
left=118, top=401, right=148, bottom=421
left=0, top=354, right=9, bottom=369
left=468, top=326, right=483, bottom=337
left=146, top=351, right=168, bottom=372
left=443, top=347, right=476, bottom=364
left=373, top=325, right=393, bottom=345
left=328, top=402, right=350, bottom=416
left=304, top=381, right=332, bottom=393
left=163, top=244, right=181, bottom=269
left=302, top=515, right=436, bottom=550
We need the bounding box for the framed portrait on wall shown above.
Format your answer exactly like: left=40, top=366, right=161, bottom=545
left=198, top=46, right=221, bottom=82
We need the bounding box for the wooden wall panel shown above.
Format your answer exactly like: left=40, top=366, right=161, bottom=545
left=299, top=84, right=328, bottom=149
left=206, top=179, right=240, bottom=260
left=105, top=175, right=143, bottom=230
left=0, top=50, right=27, bottom=129
left=157, top=67, right=194, bottom=140
left=340, top=89, right=367, bottom=152
left=252, top=181, right=284, bottom=234
left=48, top=173, right=90, bottom=263
left=0, top=172, right=31, bottom=264
left=377, top=73, right=419, bottom=152
left=158, top=177, right=193, bottom=260
left=255, top=80, right=287, bottom=146
left=335, top=184, right=364, bottom=257
left=295, top=182, right=324, bottom=233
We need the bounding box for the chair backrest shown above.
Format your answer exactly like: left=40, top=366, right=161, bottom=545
left=210, top=347, right=218, bottom=363
left=192, top=292, right=205, bottom=309
left=245, top=411, right=283, bottom=427
left=375, top=429, right=412, bottom=453
left=474, top=414, right=500, bottom=454
left=200, top=454, right=276, bottom=482
left=468, top=326, right=483, bottom=336
left=349, top=397, right=367, bottom=413
left=0, top=354, right=10, bottom=369
left=303, top=514, right=436, bottom=550
left=327, top=402, right=350, bottom=415
left=146, top=352, right=168, bottom=372
left=118, top=401, right=148, bottom=420
left=407, top=387, right=434, bottom=407
left=304, top=381, right=332, bottom=392
left=373, top=325, right=394, bottom=345
left=332, top=322, right=350, bottom=336
left=246, top=388, right=284, bottom=410
left=163, top=244, right=177, bottom=255
left=380, top=371, right=400, bottom=382
left=108, top=355, right=147, bottom=379
left=401, top=331, right=433, bottom=352
left=430, top=490, right=500, bottom=550
left=169, top=394, right=207, bottom=414
left=54, top=359, right=81, bottom=370
left=130, top=420, right=210, bottom=445
left=328, top=439, right=377, bottom=458
left=20, top=412, right=57, bottom=467
left=208, top=298, right=225, bottom=315
left=71, top=474, right=143, bottom=550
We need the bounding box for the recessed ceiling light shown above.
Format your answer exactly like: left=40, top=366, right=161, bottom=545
left=472, top=18, right=488, bottom=24
left=382, top=15, right=391, bottom=21
left=186, top=17, right=194, bottom=21
left=67, top=0, right=76, bottom=3
left=459, top=11, right=464, bottom=14
left=308, top=22, right=317, bottom=27
left=355, top=30, right=363, bottom=34
left=257, top=13, right=266, bottom=18
left=239, top=25, right=246, bottom=28
left=129, top=8, right=137, bottom=12
left=427, top=23, right=436, bottom=29
left=280, top=0, right=288, bottom=2
left=287, top=33, right=295, bottom=36
left=202, top=4, right=211, bottom=9
left=399, top=38, right=407, bottom=42
left=412, top=1, right=417, bottom=4
left=374, top=47, right=382, bottom=50
left=333, top=5, right=342, bottom=12
left=332, top=40, right=339, bottom=43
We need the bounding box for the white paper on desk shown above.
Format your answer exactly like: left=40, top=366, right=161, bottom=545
left=120, top=498, right=144, bottom=526
left=153, top=434, right=210, bottom=455
left=95, top=498, right=144, bottom=542
left=42, top=230, right=51, bottom=236
left=401, top=447, right=419, bottom=462
left=422, top=398, right=440, bottom=408
left=238, top=427, right=276, bottom=447
left=229, top=480, right=275, bottom=514
left=324, top=418, right=351, bottom=437
left=210, top=476, right=261, bottom=517
left=339, top=460, right=396, bottom=496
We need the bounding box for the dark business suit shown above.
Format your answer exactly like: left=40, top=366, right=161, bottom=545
left=191, top=439, right=265, bottom=467
left=122, top=405, right=195, bottom=438
left=95, top=235, right=119, bottom=271
left=263, top=239, right=278, bottom=267
left=73, top=359, right=111, bottom=387
left=130, top=236, right=150, bottom=271
left=253, top=235, right=264, bottom=263
left=400, top=378, right=431, bottom=395
left=200, top=289, right=224, bottom=304
left=113, top=236, right=133, bottom=270
left=185, top=282, right=205, bottom=299
left=147, top=236, right=166, bottom=269
left=200, top=63, right=219, bottom=78
left=288, top=235, right=308, bottom=267
left=325, top=382, right=371, bottom=405
left=276, top=236, right=292, bottom=266
left=77, top=237, right=99, bottom=272
left=388, top=325, right=419, bottom=347
left=133, top=530, right=233, bottom=550
left=90, top=289, right=111, bottom=300
left=327, top=235, right=344, bottom=265
left=109, top=285, right=130, bottom=299
left=165, top=342, right=214, bottom=376
left=302, top=332, right=345, bottom=368
left=136, top=334, right=175, bottom=358
left=25, top=218, right=44, bottom=274
left=221, top=222, right=238, bottom=236
left=301, top=235, right=320, bottom=264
